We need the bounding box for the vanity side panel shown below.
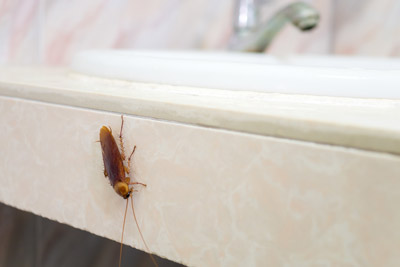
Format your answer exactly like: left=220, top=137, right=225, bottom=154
left=0, top=96, right=399, bottom=266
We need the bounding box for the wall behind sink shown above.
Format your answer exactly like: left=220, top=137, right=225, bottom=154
left=1, top=0, right=399, bottom=65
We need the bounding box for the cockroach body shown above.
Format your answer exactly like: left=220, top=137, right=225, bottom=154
left=99, top=125, right=133, bottom=199
left=99, top=115, right=157, bottom=267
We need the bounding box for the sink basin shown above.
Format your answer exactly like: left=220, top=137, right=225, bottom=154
left=70, top=50, right=400, bottom=99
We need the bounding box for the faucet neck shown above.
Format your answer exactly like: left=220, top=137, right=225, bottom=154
left=233, top=0, right=259, bottom=35
left=230, top=1, right=320, bottom=52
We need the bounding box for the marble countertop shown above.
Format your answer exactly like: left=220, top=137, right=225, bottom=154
left=1, top=67, right=400, bottom=155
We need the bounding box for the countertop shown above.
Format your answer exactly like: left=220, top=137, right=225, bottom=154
left=1, top=67, right=400, bottom=155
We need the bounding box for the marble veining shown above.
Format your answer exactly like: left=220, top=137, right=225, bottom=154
left=2, top=0, right=400, bottom=64
left=334, top=0, right=400, bottom=56
left=1, top=96, right=400, bottom=266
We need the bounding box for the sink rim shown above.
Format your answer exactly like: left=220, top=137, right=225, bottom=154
left=70, top=50, right=400, bottom=99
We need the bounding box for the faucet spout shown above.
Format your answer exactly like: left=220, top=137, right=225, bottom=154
left=230, top=1, right=320, bottom=52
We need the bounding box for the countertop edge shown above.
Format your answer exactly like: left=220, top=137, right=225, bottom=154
left=1, top=67, right=400, bottom=155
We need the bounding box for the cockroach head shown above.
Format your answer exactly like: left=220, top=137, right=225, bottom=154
left=113, top=182, right=131, bottom=199
left=123, top=191, right=131, bottom=199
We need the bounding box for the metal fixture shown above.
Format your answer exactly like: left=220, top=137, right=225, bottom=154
left=230, top=1, right=320, bottom=52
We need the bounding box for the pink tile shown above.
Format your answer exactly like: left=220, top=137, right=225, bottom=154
left=0, top=0, right=41, bottom=64
left=42, top=0, right=232, bottom=65
left=333, top=0, right=400, bottom=56
left=2, top=0, right=400, bottom=65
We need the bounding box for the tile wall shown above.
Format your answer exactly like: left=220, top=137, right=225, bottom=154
left=0, top=0, right=399, bottom=63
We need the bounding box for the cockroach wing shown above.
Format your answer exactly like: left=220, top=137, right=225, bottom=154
left=99, top=126, right=125, bottom=186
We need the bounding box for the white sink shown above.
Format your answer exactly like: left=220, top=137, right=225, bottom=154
left=71, top=50, right=400, bottom=99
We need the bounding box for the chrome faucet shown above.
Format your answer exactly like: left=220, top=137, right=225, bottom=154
left=229, top=1, right=320, bottom=52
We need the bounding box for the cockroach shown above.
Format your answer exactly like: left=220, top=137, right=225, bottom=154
left=99, top=115, right=158, bottom=267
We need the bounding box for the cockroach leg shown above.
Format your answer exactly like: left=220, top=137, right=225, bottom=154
left=126, top=145, right=136, bottom=174
left=128, top=146, right=136, bottom=165
left=128, top=182, right=147, bottom=187
left=123, top=177, right=146, bottom=187
left=119, top=115, right=126, bottom=161
left=120, top=115, right=124, bottom=133
left=128, top=145, right=136, bottom=162
left=104, top=169, right=108, bottom=177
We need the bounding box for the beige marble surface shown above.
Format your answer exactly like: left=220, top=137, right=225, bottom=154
left=1, top=95, right=400, bottom=266
left=1, top=67, right=400, bottom=156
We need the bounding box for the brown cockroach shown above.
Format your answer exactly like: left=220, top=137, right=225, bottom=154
left=99, top=115, right=157, bottom=267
